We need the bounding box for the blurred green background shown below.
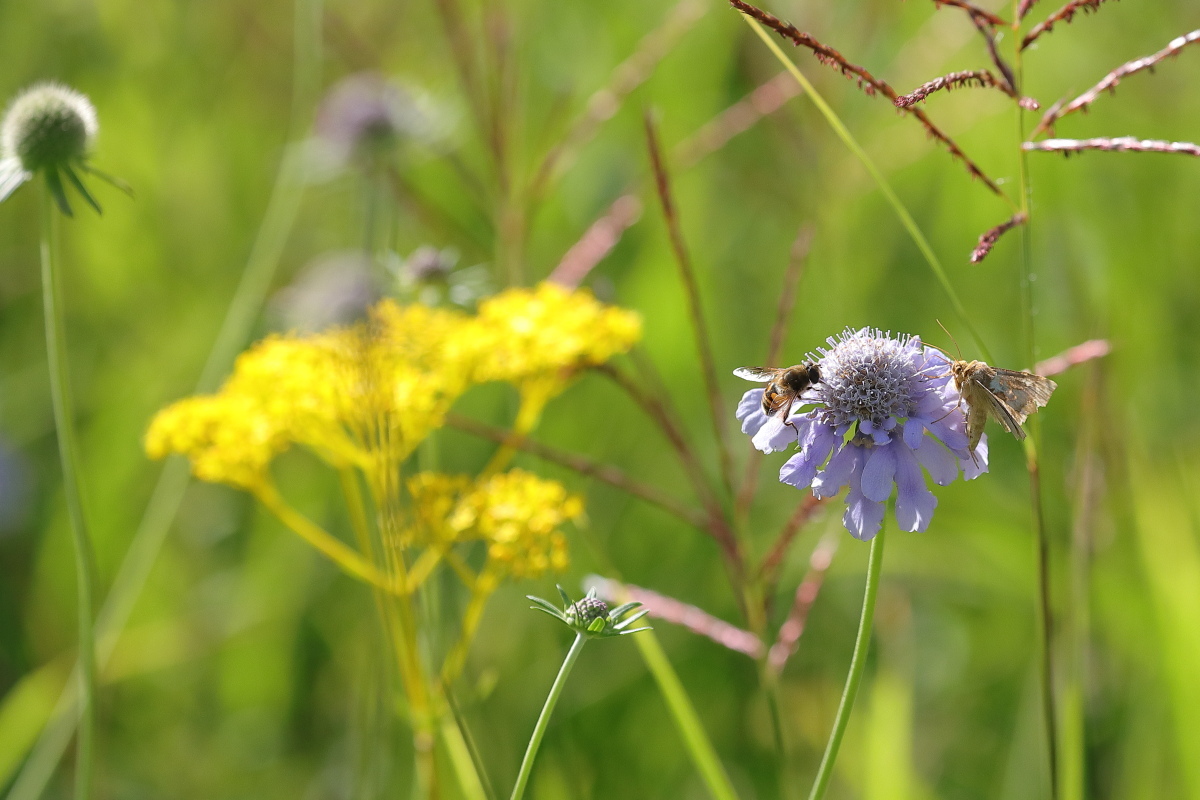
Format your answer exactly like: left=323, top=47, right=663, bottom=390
left=1, top=0, right=1198, bottom=797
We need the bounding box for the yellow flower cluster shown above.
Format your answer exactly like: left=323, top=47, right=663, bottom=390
left=408, top=469, right=580, bottom=578
left=147, top=301, right=478, bottom=488
left=475, top=283, right=642, bottom=408
left=147, top=284, right=641, bottom=491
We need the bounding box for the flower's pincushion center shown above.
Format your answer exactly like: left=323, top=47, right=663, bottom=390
left=814, top=331, right=920, bottom=428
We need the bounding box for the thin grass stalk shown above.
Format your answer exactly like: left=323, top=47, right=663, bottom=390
left=767, top=532, right=839, bottom=676
left=39, top=182, right=97, bottom=800
left=643, top=113, right=736, bottom=500
left=1012, top=30, right=1060, bottom=799
left=633, top=630, right=741, bottom=800
left=740, top=15, right=996, bottom=364
left=932, top=0, right=1009, bottom=26
left=443, top=686, right=498, bottom=800
left=4, top=4, right=320, bottom=791
left=758, top=495, right=826, bottom=589
left=731, top=0, right=1012, bottom=201
left=806, top=526, right=886, bottom=800
left=509, top=634, right=587, bottom=800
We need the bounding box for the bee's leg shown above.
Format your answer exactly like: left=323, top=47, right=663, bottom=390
left=781, top=399, right=798, bottom=431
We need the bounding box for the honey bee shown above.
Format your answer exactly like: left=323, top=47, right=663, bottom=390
left=733, top=363, right=821, bottom=423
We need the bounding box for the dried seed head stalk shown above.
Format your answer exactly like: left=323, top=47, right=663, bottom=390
left=549, top=196, right=642, bottom=288
left=1017, top=0, right=1044, bottom=21
left=676, top=71, right=802, bottom=167
left=730, top=0, right=891, bottom=96
left=931, top=0, right=1008, bottom=27
left=895, top=70, right=1039, bottom=109
left=1033, top=30, right=1200, bottom=137
left=1024, top=136, right=1200, bottom=157
left=1022, top=0, right=1117, bottom=51
left=731, top=0, right=1006, bottom=197
left=970, top=212, right=1027, bottom=263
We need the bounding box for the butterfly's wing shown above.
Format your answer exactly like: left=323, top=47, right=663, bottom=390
left=733, top=367, right=780, bottom=382
left=990, top=369, right=1057, bottom=422
left=960, top=379, right=1002, bottom=454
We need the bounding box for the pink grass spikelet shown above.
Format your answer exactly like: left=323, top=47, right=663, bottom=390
left=588, top=576, right=764, bottom=657
left=1022, top=0, right=1117, bottom=51
left=1033, top=30, right=1200, bottom=137
left=1024, top=137, right=1200, bottom=157
left=1035, top=339, right=1111, bottom=377
left=970, top=212, right=1027, bottom=263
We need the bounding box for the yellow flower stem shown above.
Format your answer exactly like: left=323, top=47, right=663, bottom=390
left=440, top=569, right=500, bottom=685
left=406, top=547, right=444, bottom=593
left=253, top=482, right=399, bottom=594
left=40, top=179, right=97, bottom=800
left=445, top=550, right=480, bottom=590
left=339, top=468, right=376, bottom=559
left=483, top=391, right=548, bottom=476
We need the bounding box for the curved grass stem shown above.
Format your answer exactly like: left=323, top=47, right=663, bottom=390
left=510, top=634, right=587, bottom=800
left=741, top=16, right=994, bottom=364
left=40, top=181, right=97, bottom=800
left=807, top=527, right=885, bottom=800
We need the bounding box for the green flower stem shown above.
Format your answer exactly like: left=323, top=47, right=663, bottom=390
left=634, top=629, right=740, bottom=800
left=741, top=16, right=994, bottom=365
left=510, top=633, right=587, bottom=800
left=807, top=527, right=886, bottom=800
left=40, top=182, right=97, bottom=800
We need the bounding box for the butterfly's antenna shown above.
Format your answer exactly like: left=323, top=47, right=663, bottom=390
left=935, top=318, right=964, bottom=360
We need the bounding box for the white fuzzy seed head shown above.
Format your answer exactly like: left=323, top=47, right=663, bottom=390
left=1, top=83, right=98, bottom=173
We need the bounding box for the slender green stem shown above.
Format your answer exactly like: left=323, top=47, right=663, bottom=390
left=741, top=17, right=994, bottom=364
left=807, top=527, right=886, bottom=800
left=510, top=634, right=587, bottom=800
left=634, top=629, right=740, bottom=800
left=40, top=183, right=97, bottom=800
left=1011, top=17, right=1058, bottom=798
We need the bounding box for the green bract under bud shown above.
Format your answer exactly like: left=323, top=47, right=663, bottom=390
left=528, top=586, right=650, bottom=640
left=2, top=83, right=97, bottom=173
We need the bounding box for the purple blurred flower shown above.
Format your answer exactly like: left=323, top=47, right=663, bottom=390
left=738, top=327, right=987, bottom=540
left=313, top=73, right=431, bottom=170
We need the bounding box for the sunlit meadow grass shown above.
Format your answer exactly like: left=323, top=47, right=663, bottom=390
left=0, top=1, right=1198, bottom=799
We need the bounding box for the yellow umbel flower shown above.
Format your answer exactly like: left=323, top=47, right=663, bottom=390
left=451, top=469, right=582, bottom=579
left=475, top=283, right=641, bottom=406
left=145, top=393, right=285, bottom=490
left=145, top=300, right=480, bottom=487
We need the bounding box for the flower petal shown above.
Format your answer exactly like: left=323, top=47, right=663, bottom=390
left=737, top=389, right=768, bottom=435
left=844, top=471, right=885, bottom=541
left=779, top=421, right=837, bottom=490
left=861, top=444, right=896, bottom=503
left=959, top=434, right=990, bottom=480
left=893, top=439, right=937, bottom=532
left=753, top=416, right=798, bottom=454
left=813, top=442, right=860, bottom=498
left=903, top=419, right=925, bottom=449
left=915, top=435, right=958, bottom=485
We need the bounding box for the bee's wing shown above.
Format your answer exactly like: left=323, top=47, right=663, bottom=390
left=733, top=367, right=779, bottom=382
left=989, top=370, right=1058, bottom=421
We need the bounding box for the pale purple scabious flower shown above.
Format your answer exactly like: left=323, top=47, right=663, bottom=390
left=737, top=327, right=987, bottom=540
